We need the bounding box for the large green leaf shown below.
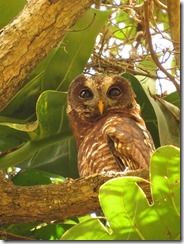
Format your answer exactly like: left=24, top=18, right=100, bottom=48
left=61, top=146, right=180, bottom=240
left=19, top=136, right=79, bottom=179
left=1, top=8, right=111, bottom=120
left=0, top=91, right=71, bottom=170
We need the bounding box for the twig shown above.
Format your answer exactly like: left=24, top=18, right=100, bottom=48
left=153, top=0, right=167, bottom=10
left=0, top=230, right=35, bottom=241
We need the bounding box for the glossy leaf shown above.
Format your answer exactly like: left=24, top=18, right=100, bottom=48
left=0, top=91, right=71, bottom=170
left=20, top=137, right=78, bottom=179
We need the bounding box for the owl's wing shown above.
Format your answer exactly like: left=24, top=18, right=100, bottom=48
left=105, top=117, right=155, bottom=171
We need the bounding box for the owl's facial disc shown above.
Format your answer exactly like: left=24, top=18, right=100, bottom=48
left=68, top=74, right=136, bottom=123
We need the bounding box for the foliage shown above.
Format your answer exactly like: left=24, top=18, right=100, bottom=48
left=0, top=0, right=180, bottom=241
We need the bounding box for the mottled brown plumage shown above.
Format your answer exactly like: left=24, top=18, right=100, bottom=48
left=67, top=74, right=155, bottom=177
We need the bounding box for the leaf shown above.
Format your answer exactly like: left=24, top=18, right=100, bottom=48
left=5, top=222, right=74, bottom=240
left=61, top=145, right=180, bottom=240
left=152, top=96, right=180, bottom=147
left=0, top=91, right=71, bottom=170
left=61, top=218, right=112, bottom=240
left=29, top=91, right=67, bottom=139
left=11, top=169, right=52, bottom=186
left=164, top=91, right=180, bottom=108
left=137, top=56, right=158, bottom=76
left=20, top=136, right=79, bottom=179
left=0, top=126, right=28, bottom=153
left=42, top=8, right=111, bottom=91
left=113, top=10, right=137, bottom=40
left=0, top=121, right=38, bottom=132
left=150, top=146, right=180, bottom=216
left=11, top=169, right=66, bottom=186
left=136, top=76, right=180, bottom=147
left=31, top=224, right=73, bottom=240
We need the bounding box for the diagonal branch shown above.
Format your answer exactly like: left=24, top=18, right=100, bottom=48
left=0, top=0, right=94, bottom=112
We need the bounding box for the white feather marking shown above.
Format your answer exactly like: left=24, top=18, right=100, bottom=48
left=97, top=143, right=107, bottom=150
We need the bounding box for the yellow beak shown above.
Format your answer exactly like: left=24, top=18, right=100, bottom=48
left=98, top=100, right=105, bottom=115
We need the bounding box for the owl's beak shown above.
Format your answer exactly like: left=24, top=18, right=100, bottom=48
left=98, top=100, right=105, bottom=115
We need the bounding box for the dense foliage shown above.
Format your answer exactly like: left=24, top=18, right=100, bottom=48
left=0, top=0, right=180, bottom=240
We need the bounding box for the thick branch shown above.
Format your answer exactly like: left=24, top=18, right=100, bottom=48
left=0, top=169, right=150, bottom=225
left=0, top=0, right=94, bottom=112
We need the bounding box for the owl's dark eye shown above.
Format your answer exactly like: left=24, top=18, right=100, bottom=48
left=79, top=88, right=93, bottom=99
left=107, top=86, right=122, bottom=98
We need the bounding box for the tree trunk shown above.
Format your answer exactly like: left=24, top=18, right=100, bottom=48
left=0, top=0, right=94, bottom=112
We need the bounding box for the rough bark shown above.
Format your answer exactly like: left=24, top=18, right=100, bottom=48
left=0, top=0, right=94, bottom=112
left=0, top=169, right=150, bottom=225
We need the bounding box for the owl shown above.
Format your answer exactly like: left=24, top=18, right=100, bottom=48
left=67, top=74, right=155, bottom=177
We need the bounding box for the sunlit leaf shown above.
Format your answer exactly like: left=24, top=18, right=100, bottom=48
left=61, top=218, right=112, bottom=240
left=61, top=146, right=180, bottom=240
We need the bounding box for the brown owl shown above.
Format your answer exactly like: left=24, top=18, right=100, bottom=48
left=67, top=74, right=155, bottom=177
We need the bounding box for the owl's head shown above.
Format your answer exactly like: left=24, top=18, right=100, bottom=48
left=67, top=74, right=137, bottom=123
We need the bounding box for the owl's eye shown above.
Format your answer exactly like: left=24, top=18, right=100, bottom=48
left=79, top=88, right=93, bottom=99
left=107, top=86, right=122, bottom=98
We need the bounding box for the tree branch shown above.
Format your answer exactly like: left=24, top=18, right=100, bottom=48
left=167, top=0, right=180, bottom=68
left=0, top=169, right=150, bottom=225
left=0, top=0, right=94, bottom=112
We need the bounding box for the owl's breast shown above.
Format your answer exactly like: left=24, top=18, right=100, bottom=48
left=77, top=122, right=120, bottom=177
left=77, top=113, right=155, bottom=177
